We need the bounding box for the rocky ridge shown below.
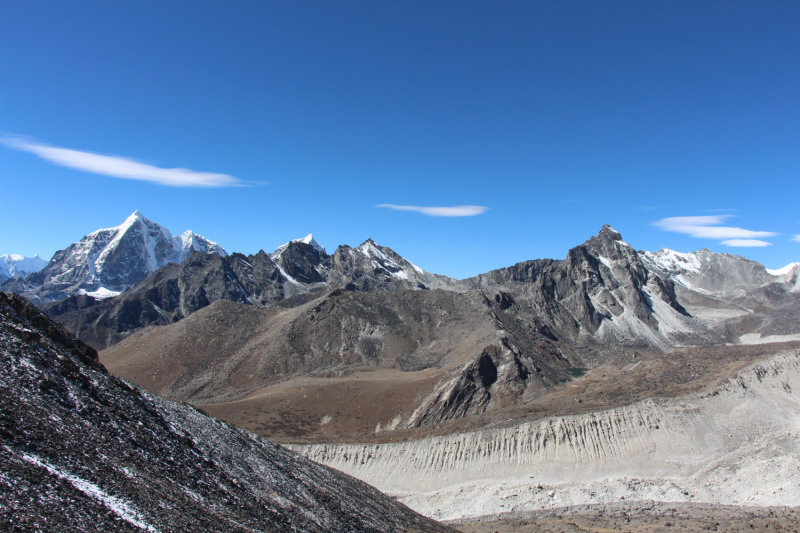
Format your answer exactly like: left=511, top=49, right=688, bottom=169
left=0, top=290, right=455, bottom=533
left=46, top=225, right=723, bottom=353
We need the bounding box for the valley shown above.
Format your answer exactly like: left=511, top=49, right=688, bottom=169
left=5, top=214, right=800, bottom=530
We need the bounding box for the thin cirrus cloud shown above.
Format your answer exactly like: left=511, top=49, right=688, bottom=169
left=792, top=235, right=800, bottom=243
left=2, top=137, right=243, bottom=188
left=376, top=204, right=488, bottom=217
left=720, top=239, right=773, bottom=247
left=653, top=215, right=777, bottom=247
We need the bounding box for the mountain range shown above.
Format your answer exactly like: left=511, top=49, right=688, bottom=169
left=0, top=253, right=47, bottom=281
left=4, top=212, right=800, bottom=531
left=16, top=213, right=791, bottom=356
left=3, top=213, right=778, bottom=443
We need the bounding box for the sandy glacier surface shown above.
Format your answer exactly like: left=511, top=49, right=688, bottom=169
left=292, top=348, right=800, bottom=522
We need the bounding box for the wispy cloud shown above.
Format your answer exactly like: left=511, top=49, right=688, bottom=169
left=376, top=204, right=488, bottom=217
left=721, top=239, right=772, bottom=247
left=653, top=215, right=777, bottom=247
left=2, top=137, right=242, bottom=188
left=792, top=235, right=800, bottom=243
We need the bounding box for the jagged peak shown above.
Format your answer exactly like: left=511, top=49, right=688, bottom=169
left=598, top=224, right=622, bottom=239
left=578, top=225, right=625, bottom=255
left=271, top=233, right=326, bottom=259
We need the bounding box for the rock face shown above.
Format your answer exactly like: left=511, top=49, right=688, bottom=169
left=458, top=225, right=704, bottom=351
left=641, top=247, right=777, bottom=297
left=0, top=291, right=455, bottom=533
left=0, top=211, right=227, bottom=304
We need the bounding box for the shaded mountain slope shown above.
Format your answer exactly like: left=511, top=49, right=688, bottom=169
left=0, top=291, right=455, bottom=533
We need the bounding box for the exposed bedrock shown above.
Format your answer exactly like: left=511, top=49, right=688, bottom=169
left=292, top=349, right=800, bottom=518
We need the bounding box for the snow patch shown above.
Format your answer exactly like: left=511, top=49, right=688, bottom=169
left=739, top=333, right=800, bottom=345
left=644, top=249, right=703, bottom=274
left=767, top=263, right=799, bottom=276
left=275, top=264, right=301, bottom=285
left=19, top=451, right=161, bottom=532
left=77, top=287, right=121, bottom=300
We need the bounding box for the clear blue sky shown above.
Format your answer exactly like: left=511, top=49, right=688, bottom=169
left=1, top=1, right=798, bottom=278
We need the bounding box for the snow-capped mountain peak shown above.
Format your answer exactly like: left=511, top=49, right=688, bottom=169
left=175, top=230, right=228, bottom=262
left=299, top=233, right=325, bottom=253
left=1, top=211, right=227, bottom=303
left=0, top=254, right=48, bottom=280
left=271, top=234, right=326, bottom=259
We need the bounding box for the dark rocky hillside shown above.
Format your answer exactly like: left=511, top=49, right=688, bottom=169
left=0, top=291, right=455, bottom=533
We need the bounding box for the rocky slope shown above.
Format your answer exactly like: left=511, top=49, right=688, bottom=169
left=291, top=347, right=800, bottom=521
left=0, top=211, right=226, bottom=304
left=0, top=290, right=456, bottom=533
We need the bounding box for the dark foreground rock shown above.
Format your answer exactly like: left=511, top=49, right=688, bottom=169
left=0, top=291, right=455, bottom=533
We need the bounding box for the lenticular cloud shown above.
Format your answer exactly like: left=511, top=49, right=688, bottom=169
left=653, top=215, right=776, bottom=247
left=2, top=138, right=242, bottom=188
left=376, top=204, right=488, bottom=217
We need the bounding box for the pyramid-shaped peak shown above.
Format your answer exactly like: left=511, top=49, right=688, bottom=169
left=598, top=224, right=622, bottom=239
left=297, top=234, right=325, bottom=253
left=271, top=233, right=325, bottom=259
left=115, top=210, right=152, bottom=233
left=358, top=238, right=387, bottom=253
left=575, top=224, right=630, bottom=260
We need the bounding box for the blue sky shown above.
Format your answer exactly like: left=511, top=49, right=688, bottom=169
left=1, top=1, right=798, bottom=278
